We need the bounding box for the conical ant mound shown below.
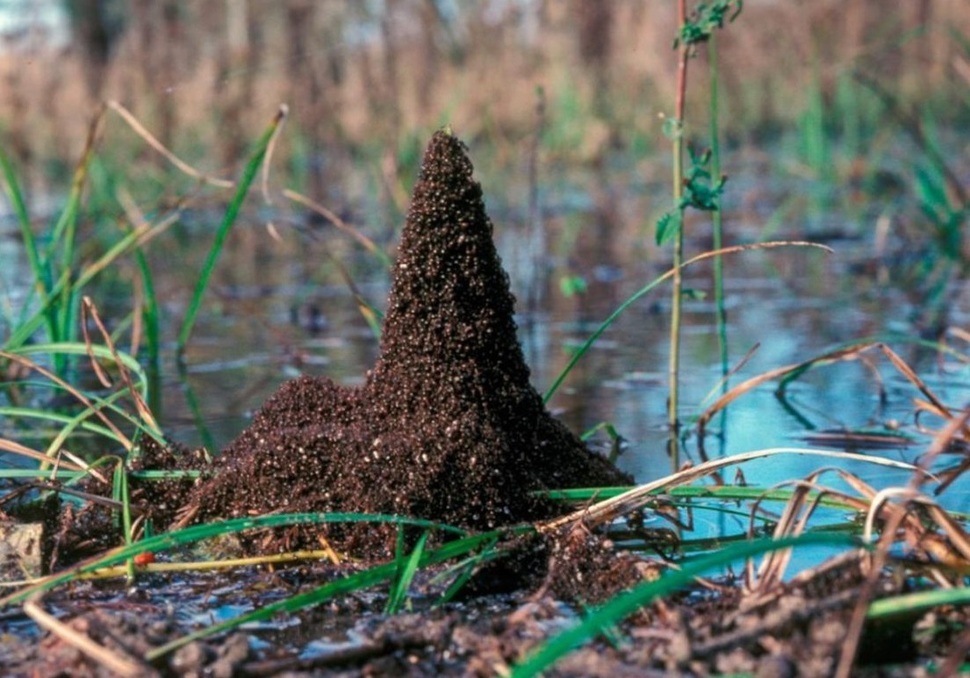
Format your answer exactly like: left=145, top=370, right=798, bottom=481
left=178, top=129, right=630, bottom=555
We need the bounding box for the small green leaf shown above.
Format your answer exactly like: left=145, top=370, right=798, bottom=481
left=675, top=0, right=744, bottom=49
left=559, top=275, right=588, bottom=298
left=682, top=288, right=707, bottom=300
left=656, top=210, right=682, bottom=246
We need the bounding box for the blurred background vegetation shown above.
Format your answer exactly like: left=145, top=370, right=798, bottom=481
left=1, top=0, right=968, bottom=196
left=0, top=0, right=968, bottom=344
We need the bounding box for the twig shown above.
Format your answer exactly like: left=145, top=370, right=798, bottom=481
left=24, top=592, right=153, bottom=677
left=106, top=100, right=234, bottom=188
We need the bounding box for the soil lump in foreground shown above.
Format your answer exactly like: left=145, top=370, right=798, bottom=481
left=180, top=129, right=630, bottom=553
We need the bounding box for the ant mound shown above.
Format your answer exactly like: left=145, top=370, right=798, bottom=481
left=178, top=130, right=630, bottom=555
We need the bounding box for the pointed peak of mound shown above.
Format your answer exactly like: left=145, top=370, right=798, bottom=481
left=369, top=129, right=530, bottom=398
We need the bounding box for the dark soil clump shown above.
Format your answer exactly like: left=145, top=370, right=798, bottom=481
left=179, top=129, right=630, bottom=554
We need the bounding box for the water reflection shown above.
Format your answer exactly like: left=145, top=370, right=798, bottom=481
left=3, top=169, right=968, bottom=530
left=156, top=207, right=968, bottom=510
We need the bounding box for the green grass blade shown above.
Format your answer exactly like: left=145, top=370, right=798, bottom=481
left=144, top=527, right=514, bottom=662
left=133, top=244, right=161, bottom=414
left=176, top=107, right=287, bottom=354
left=11, top=342, right=152, bottom=401
left=0, top=145, right=51, bottom=304
left=386, top=529, right=430, bottom=614
left=2, top=305, right=48, bottom=351
left=434, top=534, right=502, bottom=606
left=176, top=360, right=215, bottom=453
left=3, top=214, right=173, bottom=353
left=41, top=389, right=134, bottom=461
left=543, top=242, right=834, bottom=403
left=0, top=142, right=59, bottom=343
left=0, top=469, right=88, bottom=480
left=543, top=272, right=671, bottom=403
left=128, top=469, right=202, bottom=480
left=511, top=532, right=863, bottom=677
left=0, top=512, right=476, bottom=608
left=48, top=113, right=103, bottom=351
left=867, top=587, right=970, bottom=622
left=0, top=407, right=120, bottom=441
left=112, top=459, right=135, bottom=580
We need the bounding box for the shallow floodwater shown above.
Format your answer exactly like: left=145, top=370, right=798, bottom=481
left=2, top=156, right=969, bottom=549
left=141, top=164, right=970, bottom=523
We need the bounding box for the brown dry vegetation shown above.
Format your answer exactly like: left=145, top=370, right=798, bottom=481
left=1, top=0, right=969, bottom=191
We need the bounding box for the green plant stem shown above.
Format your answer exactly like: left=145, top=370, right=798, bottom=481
left=709, top=33, right=729, bottom=385
left=0, top=512, right=475, bottom=608
left=113, top=458, right=136, bottom=581
left=143, top=526, right=510, bottom=662
left=50, top=110, right=104, bottom=365
left=0, top=148, right=54, bottom=330
left=543, top=242, right=826, bottom=404
left=668, top=0, right=690, bottom=455
left=132, top=243, right=161, bottom=414
left=512, top=532, right=865, bottom=677
left=176, top=360, right=216, bottom=453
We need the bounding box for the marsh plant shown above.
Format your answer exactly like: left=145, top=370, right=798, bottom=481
left=0, top=3, right=969, bottom=676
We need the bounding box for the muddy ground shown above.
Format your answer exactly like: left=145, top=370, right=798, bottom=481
left=4, top=130, right=966, bottom=676
left=0, top=549, right=957, bottom=677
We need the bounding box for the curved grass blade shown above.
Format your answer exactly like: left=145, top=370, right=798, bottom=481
left=3, top=212, right=176, bottom=353
left=0, top=349, right=135, bottom=453
left=543, top=483, right=970, bottom=522
left=538, top=447, right=930, bottom=533
left=542, top=242, right=832, bottom=403
left=12, top=344, right=150, bottom=401
left=42, top=389, right=134, bottom=462
left=144, top=527, right=513, bottom=662
left=511, top=532, right=864, bottom=677
left=0, top=512, right=477, bottom=608
left=176, top=106, right=288, bottom=355
left=106, top=101, right=234, bottom=188
left=283, top=188, right=393, bottom=268
left=867, top=586, right=970, bottom=622
left=433, top=534, right=502, bottom=606
left=80, top=297, right=159, bottom=432
left=0, top=407, right=120, bottom=443
left=1, top=344, right=167, bottom=451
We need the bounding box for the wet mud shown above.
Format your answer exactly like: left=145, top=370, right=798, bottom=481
left=1, top=554, right=944, bottom=677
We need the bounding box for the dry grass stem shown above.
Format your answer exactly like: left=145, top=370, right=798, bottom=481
left=0, top=351, right=132, bottom=454
left=106, top=100, right=233, bottom=188
left=538, top=447, right=925, bottom=534
left=0, top=439, right=85, bottom=473
left=699, top=342, right=970, bottom=439
left=80, top=297, right=159, bottom=432
left=283, top=188, right=389, bottom=264
left=23, top=593, right=150, bottom=677
left=745, top=468, right=884, bottom=595
left=260, top=104, right=289, bottom=206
